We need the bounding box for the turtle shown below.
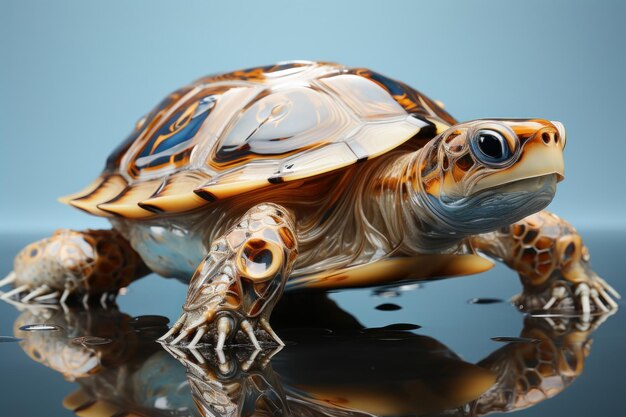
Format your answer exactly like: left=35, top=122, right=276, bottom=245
left=1, top=60, right=619, bottom=349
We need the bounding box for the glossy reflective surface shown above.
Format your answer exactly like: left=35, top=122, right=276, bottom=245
left=1, top=230, right=624, bottom=416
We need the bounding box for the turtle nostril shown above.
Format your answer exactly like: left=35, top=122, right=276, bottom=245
left=541, top=132, right=552, bottom=144
left=550, top=121, right=566, bottom=149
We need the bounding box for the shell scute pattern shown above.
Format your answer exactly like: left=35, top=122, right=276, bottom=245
left=130, top=94, right=215, bottom=174
left=62, top=61, right=452, bottom=219
left=346, top=67, right=457, bottom=125
left=104, top=86, right=193, bottom=173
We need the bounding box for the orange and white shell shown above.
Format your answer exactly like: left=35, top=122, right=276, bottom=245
left=61, top=61, right=454, bottom=219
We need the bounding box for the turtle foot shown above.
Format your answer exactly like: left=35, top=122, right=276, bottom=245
left=514, top=273, right=620, bottom=318
left=0, top=272, right=118, bottom=310
left=158, top=203, right=297, bottom=350
left=2, top=229, right=147, bottom=309
left=0, top=271, right=63, bottom=304
left=158, top=312, right=284, bottom=350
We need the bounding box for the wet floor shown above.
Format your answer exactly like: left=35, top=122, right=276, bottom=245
left=0, top=230, right=624, bottom=416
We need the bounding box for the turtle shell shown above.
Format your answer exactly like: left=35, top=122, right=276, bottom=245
left=61, top=61, right=456, bottom=219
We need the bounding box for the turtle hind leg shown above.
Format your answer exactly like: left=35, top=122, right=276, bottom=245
left=471, top=210, right=620, bottom=315
left=1, top=229, right=149, bottom=306
left=160, top=203, right=298, bottom=349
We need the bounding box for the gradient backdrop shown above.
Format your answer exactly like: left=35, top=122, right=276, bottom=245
left=1, top=4, right=625, bottom=416
left=1, top=0, right=625, bottom=232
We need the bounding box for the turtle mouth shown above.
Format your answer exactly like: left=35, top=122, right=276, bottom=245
left=462, top=172, right=560, bottom=200
left=468, top=173, right=556, bottom=206
left=426, top=173, right=557, bottom=236
left=465, top=174, right=557, bottom=229
left=486, top=173, right=559, bottom=195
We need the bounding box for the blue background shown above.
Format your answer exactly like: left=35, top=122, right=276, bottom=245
left=1, top=0, right=625, bottom=232
left=1, top=3, right=625, bottom=416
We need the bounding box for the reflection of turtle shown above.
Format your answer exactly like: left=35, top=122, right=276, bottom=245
left=1, top=61, right=619, bottom=348
left=12, top=296, right=607, bottom=417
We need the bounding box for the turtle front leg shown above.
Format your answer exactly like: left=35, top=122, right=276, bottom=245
left=471, top=211, right=620, bottom=315
left=1, top=229, right=149, bottom=306
left=160, top=203, right=298, bottom=349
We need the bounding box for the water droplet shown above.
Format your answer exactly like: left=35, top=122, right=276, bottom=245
left=529, top=312, right=581, bottom=318
left=382, top=323, right=420, bottom=331
left=19, top=324, right=61, bottom=332
left=372, top=289, right=400, bottom=298
left=365, top=323, right=421, bottom=332
left=71, top=336, right=113, bottom=346
left=0, top=336, right=22, bottom=343
left=375, top=303, right=402, bottom=311
left=491, top=336, right=541, bottom=344
left=468, top=298, right=504, bottom=305
left=129, top=315, right=169, bottom=328
left=396, top=283, right=421, bottom=292
left=372, top=283, right=422, bottom=298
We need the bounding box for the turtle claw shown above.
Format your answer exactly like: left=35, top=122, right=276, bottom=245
left=0, top=284, right=30, bottom=301
left=575, top=283, right=592, bottom=316
left=572, top=277, right=619, bottom=315
left=159, top=311, right=280, bottom=351
left=0, top=272, right=51, bottom=303
left=159, top=312, right=218, bottom=347
left=158, top=313, right=187, bottom=341
left=21, top=285, right=52, bottom=302
left=215, top=316, right=232, bottom=351
left=241, top=319, right=261, bottom=350
left=597, top=276, right=621, bottom=300
left=260, top=317, right=285, bottom=346
left=542, top=285, right=567, bottom=310
left=186, top=326, right=207, bottom=349
left=0, top=271, right=16, bottom=288
left=0, top=279, right=105, bottom=308
left=520, top=273, right=620, bottom=316
left=0, top=292, right=60, bottom=313
left=590, top=288, right=609, bottom=313
left=0, top=283, right=64, bottom=306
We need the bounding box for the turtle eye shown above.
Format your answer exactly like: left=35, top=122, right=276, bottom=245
left=471, top=129, right=511, bottom=166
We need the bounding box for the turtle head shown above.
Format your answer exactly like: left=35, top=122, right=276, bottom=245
left=416, top=119, right=565, bottom=235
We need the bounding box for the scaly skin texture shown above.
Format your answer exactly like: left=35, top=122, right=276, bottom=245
left=471, top=211, right=619, bottom=314
left=2, top=229, right=148, bottom=304
left=159, top=203, right=298, bottom=348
